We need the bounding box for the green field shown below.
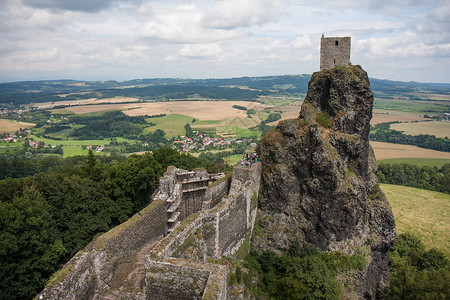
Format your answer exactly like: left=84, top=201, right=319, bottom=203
left=381, top=184, right=449, bottom=256
left=377, top=158, right=450, bottom=168
left=193, top=120, right=220, bottom=125
left=224, top=154, right=242, bottom=166
left=373, top=99, right=449, bottom=114
left=258, top=96, right=303, bottom=106
left=390, top=121, right=450, bottom=138
left=51, top=108, right=75, bottom=115
left=62, top=146, right=89, bottom=158
left=28, top=134, right=133, bottom=146
left=145, top=114, right=194, bottom=138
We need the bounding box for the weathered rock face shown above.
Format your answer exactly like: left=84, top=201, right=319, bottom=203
left=254, top=65, right=396, bottom=298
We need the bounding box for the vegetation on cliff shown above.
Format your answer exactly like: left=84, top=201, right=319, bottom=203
left=239, top=242, right=366, bottom=299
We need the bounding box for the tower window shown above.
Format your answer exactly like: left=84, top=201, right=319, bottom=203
left=335, top=41, right=339, bottom=46
left=333, top=59, right=336, bottom=64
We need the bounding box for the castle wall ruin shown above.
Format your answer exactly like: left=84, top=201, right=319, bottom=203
left=146, top=163, right=261, bottom=299
left=38, top=163, right=261, bottom=300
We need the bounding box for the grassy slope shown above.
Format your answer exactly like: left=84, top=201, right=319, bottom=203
left=381, top=183, right=449, bottom=256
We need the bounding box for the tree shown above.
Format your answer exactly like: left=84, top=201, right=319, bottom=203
left=184, top=123, right=193, bottom=138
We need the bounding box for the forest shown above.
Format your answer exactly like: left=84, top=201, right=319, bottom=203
left=377, top=163, right=450, bottom=194
left=2, top=75, right=449, bottom=106
left=68, top=111, right=149, bottom=140
left=0, top=148, right=203, bottom=299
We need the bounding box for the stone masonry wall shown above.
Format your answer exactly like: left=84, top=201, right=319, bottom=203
left=39, top=199, right=167, bottom=300
left=145, top=163, right=262, bottom=299
left=320, top=36, right=351, bottom=71
left=204, top=173, right=232, bottom=209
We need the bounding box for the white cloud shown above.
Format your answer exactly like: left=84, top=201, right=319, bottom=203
left=139, top=5, right=248, bottom=43
left=0, top=0, right=449, bottom=82
left=292, top=35, right=312, bottom=49
left=180, top=43, right=222, bottom=58
left=202, top=0, right=283, bottom=29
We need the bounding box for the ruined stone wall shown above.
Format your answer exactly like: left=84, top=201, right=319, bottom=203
left=40, top=199, right=167, bottom=300
left=39, top=164, right=261, bottom=300
left=204, top=173, right=232, bottom=209
left=146, top=163, right=261, bottom=299
left=181, top=189, right=206, bottom=221
left=320, top=36, right=351, bottom=71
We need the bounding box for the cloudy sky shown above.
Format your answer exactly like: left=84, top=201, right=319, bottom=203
left=0, top=0, right=449, bottom=83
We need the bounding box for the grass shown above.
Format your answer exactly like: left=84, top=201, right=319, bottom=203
left=377, top=158, right=450, bottom=168
left=373, top=99, right=449, bottom=114
left=258, top=95, right=303, bottom=107
left=28, top=134, right=111, bottom=146
left=0, top=119, right=35, bottom=133
left=62, top=146, right=90, bottom=158
left=224, top=154, right=242, bottom=166
left=381, top=184, right=449, bottom=256
left=390, top=121, right=450, bottom=138
left=144, top=114, right=194, bottom=138
left=194, top=120, right=220, bottom=125
left=51, top=108, right=75, bottom=115
left=231, top=126, right=260, bottom=138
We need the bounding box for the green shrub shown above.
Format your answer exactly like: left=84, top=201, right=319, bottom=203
left=383, top=233, right=449, bottom=299
left=316, top=111, right=332, bottom=128
left=243, top=243, right=365, bottom=299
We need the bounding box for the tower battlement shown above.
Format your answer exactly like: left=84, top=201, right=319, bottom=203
left=320, top=34, right=351, bottom=70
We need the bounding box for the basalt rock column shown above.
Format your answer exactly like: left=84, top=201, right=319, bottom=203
left=254, top=65, right=396, bottom=298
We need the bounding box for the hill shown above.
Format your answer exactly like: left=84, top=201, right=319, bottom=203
left=1, top=75, right=449, bottom=106
left=381, top=184, right=449, bottom=256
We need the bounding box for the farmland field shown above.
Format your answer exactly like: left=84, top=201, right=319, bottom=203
left=370, top=141, right=450, bottom=160
left=371, top=111, right=426, bottom=125
left=390, top=121, right=450, bottom=138
left=373, top=99, right=449, bottom=114
left=381, top=184, right=449, bottom=256
left=28, top=134, right=132, bottom=146
left=145, top=114, right=194, bottom=137
left=65, top=103, right=140, bottom=114
left=0, top=119, right=35, bottom=133
left=34, top=97, right=140, bottom=109
left=125, top=101, right=270, bottom=120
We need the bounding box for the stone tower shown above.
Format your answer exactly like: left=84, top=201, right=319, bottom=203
left=320, top=34, right=351, bottom=71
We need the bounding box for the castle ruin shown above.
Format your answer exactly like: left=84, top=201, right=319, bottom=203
left=39, top=163, right=261, bottom=300
left=320, top=34, right=351, bottom=70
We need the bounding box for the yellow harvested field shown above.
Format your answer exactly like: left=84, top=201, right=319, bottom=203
left=371, top=141, right=450, bottom=160
left=371, top=111, right=426, bottom=125
left=124, top=101, right=270, bottom=120
left=63, top=101, right=270, bottom=119
left=0, top=119, right=35, bottom=133
left=34, top=97, right=140, bottom=109
left=390, top=121, right=450, bottom=138
left=66, top=103, right=139, bottom=114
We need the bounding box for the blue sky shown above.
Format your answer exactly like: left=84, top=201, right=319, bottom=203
left=0, top=0, right=449, bottom=83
